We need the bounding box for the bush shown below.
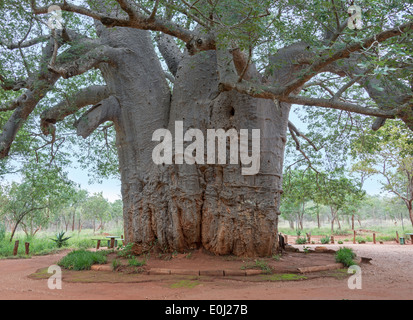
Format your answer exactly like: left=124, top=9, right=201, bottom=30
left=295, top=237, right=306, bottom=244
left=58, top=250, right=110, bottom=270
left=128, top=257, right=146, bottom=267
left=320, top=236, right=330, bottom=244
left=51, top=231, right=71, bottom=248
left=335, top=247, right=357, bottom=267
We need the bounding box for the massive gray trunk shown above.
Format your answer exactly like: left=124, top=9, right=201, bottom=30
left=98, top=27, right=290, bottom=257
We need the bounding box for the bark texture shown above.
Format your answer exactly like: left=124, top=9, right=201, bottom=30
left=86, top=24, right=290, bottom=256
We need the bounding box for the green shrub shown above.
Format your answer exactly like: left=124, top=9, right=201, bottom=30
left=295, top=237, right=307, bottom=244
left=241, top=259, right=273, bottom=274
left=320, top=235, right=330, bottom=244
left=128, top=257, right=146, bottom=267
left=112, top=259, right=121, bottom=270
left=50, top=231, right=71, bottom=248
left=58, top=250, right=109, bottom=270
left=117, top=243, right=134, bottom=259
left=335, top=247, right=357, bottom=267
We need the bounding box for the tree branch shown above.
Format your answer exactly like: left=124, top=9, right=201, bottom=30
left=74, top=96, right=121, bottom=139
left=40, top=85, right=110, bottom=136
left=31, top=0, right=216, bottom=55
left=156, top=33, right=185, bottom=76
left=219, top=79, right=402, bottom=119
left=48, top=44, right=124, bottom=79
left=281, top=20, right=413, bottom=96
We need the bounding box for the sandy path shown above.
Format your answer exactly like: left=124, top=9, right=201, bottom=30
left=0, top=244, right=412, bottom=300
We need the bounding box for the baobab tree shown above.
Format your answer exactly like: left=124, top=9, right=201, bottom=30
left=0, top=0, right=412, bottom=256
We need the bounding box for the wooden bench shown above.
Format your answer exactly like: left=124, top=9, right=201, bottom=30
left=92, top=239, right=106, bottom=250
left=92, top=236, right=124, bottom=249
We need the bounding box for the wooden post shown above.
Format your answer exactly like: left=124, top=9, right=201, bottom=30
left=353, top=231, right=356, bottom=244
left=25, top=242, right=30, bottom=255
left=396, top=231, right=399, bottom=244
left=96, top=240, right=101, bottom=250
left=331, top=236, right=335, bottom=244
left=110, top=238, right=115, bottom=249
left=13, top=240, right=19, bottom=256
left=373, top=233, right=376, bottom=244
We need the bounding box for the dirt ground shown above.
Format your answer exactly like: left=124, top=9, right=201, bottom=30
left=0, top=243, right=412, bottom=300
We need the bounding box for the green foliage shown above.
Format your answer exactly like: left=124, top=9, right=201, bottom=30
left=263, top=274, right=307, bottom=281
left=241, top=259, right=272, bottom=274
left=0, top=165, right=77, bottom=241
left=128, top=257, right=146, bottom=267
left=58, top=250, right=110, bottom=270
left=0, top=223, right=5, bottom=241
left=335, top=247, right=357, bottom=267
left=170, top=280, right=200, bottom=289
left=117, top=243, right=134, bottom=259
left=50, top=231, right=72, bottom=248
left=81, top=192, right=111, bottom=230
left=112, top=259, right=121, bottom=270
left=352, top=121, right=413, bottom=227
left=320, top=235, right=330, bottom=244
left=295, top=237, right=307, bottom=244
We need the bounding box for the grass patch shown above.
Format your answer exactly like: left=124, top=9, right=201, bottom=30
left=241, top=259, right=273, bottom=274
left=0, top=230, right=122, bottom=259
left=320, top=235, right=330, bottom=244
left=170, top=280, right=200, bottom=289
left=128, top=256, right=146, bottom=267
left=58, top=250, right=111, bottom=271
left=263, top=273, right=307, bottom=281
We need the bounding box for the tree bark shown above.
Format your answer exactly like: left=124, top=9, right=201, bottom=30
left=87, top=25, right=289, bottom=257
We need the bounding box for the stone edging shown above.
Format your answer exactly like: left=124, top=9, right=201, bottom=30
left=90, top=264, right=347, bottom=275
left=90, top=265, right=264, bottom=276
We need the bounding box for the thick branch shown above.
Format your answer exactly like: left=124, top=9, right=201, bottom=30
left=220, top=80, right=402, bottom=119
left=40, top=85, right=110, bottom=135
left=74, top=96, right=121, bottom=139
left=0, top=36, right=61, bottom=159
left=156, top=33, right=185, bottom=76
left=48, top=44, right=124, bottom=79
left=31, top=0, right=216, bottom=54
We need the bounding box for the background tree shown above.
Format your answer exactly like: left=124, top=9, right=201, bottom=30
left=0, top=0, right=411, bottom=255
left=0, top=165, right=74, bottom=241
left=313, top=173, right=365, bottom=233
left=353, top=121, right=413, bottom=227
left=282, top=169, right=317, bottom=230
left=81, top=192, right=110, bottom=233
